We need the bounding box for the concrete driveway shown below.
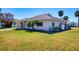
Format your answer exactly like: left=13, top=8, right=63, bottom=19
left=0, top=28, right=15, bottom=31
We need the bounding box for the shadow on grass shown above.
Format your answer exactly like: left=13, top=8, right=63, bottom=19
left=14, top=28, right=72, bottom=34
left=0, top=26, right=15, bottom=29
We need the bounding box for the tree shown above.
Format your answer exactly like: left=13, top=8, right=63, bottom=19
left=0, top=12, right=14, bottom=27
left=58, top=10, right=64, bottom=19
left=27, top=20, right=38, bottom=30
left=3, top=13, right=14, bottom=27
left=0, top=13, right=5, bottom=26
left=63, top=16, right=69, bottom=30
left=63, top=16, right=69, bottom=20
left=0, top=8, right=1, bottom=12
left=58, top=10, right=64, bottom=30
left=75, top=10, right=79, bottom=27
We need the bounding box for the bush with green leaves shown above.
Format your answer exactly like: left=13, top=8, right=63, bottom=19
left=49, top=27, right=61, bottom=32
left=53, top=27, right=61, bottom=32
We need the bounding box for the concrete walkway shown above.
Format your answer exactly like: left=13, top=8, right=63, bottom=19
left=0, top=28, right=15, bottom=31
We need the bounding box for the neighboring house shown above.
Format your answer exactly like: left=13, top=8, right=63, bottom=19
left=69, top=22, right=78, bottom=27
left=16, top=13, right=70, bottom=32
left=0, top=22, right=5, bottom=27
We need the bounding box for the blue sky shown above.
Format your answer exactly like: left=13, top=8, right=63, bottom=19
left=1, top=8, right=79, bottom=22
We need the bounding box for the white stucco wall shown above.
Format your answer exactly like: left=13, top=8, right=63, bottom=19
left=33, top=21, right=66, bottom=31
left=16, top=22, right=21, bottom=29
left=54, top=21, right=60, bottom=27
left=61, top=24, right=65, bottom=30
left=24, top=21, right=52, bottom=31
left=25, top=21, right=63, bottom=31
left=34, top=21, right=52, bottom=31
left=16, top=20, right=66, bottom=31
left=61, top=22, right=65, bottom=30
left=16, top=21, right=26, bottom=29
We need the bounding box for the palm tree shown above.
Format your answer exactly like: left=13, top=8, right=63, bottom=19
left=58, top=10, right=64, bottom=30
left=63, top=16, right=69, bottom=20
left=63, top=16, right=69, bottom=30
left=75, top=10, right=79, bottom=27
left=58, top=10, right=64, bottom=19
left=0, top=8, right=1, bottom=13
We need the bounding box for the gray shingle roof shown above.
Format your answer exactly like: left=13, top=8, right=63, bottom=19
left=17, top=13, right=68, bottom=22
left=24, top=13, right=61, bottom=21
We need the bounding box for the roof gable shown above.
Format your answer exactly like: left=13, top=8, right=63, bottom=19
left=26, top=13, right=61, bottom=21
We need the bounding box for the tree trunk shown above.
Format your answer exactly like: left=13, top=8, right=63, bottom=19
left=59, top=16, right=62, bottom=19
left=32, top=26, right=34, bottom=30
left=32, top=24, right=34, bottom=30
left=78, top=17, right=79, bottom=27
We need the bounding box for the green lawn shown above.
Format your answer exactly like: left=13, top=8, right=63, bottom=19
left=0, top=27, right=79, bottom=51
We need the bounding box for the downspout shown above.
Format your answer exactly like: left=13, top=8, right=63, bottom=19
left=65, top=21, right=67, bottom=30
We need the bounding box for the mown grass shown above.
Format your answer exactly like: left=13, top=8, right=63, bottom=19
left=0, top=27, right=79, bottom=51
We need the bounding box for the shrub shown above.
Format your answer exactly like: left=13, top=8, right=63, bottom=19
left=53, top=27, right=61, bottom=32
left=49, top=27, right=61, bottom=33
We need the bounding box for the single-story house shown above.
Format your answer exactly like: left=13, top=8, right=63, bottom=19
left=16, top=13, right=70, bottom=32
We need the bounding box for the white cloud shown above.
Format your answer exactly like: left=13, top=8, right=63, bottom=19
left=0, top=0, right=79, bottom=8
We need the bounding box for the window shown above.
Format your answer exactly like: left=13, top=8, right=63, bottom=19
left=52, top=22, right=55, bottom=27
left=60, top=22, right=62, bottom=27
left=37, top=22, right=43, bottom=26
